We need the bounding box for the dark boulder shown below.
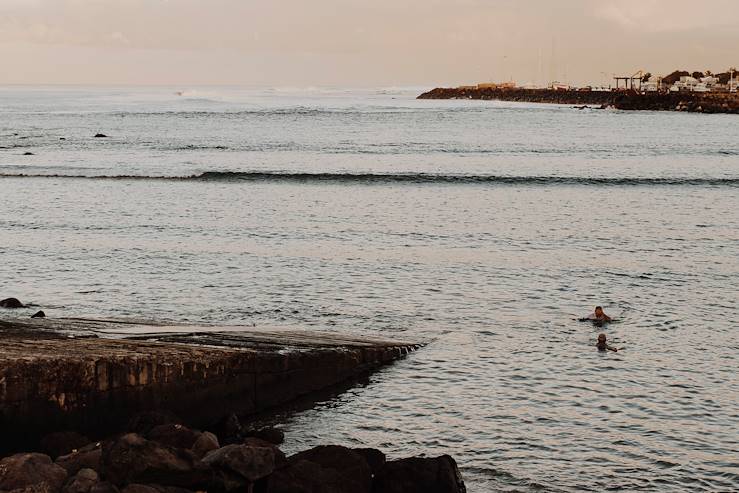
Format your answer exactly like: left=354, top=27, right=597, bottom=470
left=0, top=297, right=25, bottom=308
left=245, top=427, right=285, bottom=445
left=23, top=151, right=35, bottom=155
left=190, top=432, right=219, bottom=460
left=127, top=411, right=182, bottom=436
left=100, top=434, right=201, bottom=488
left=90, top=482, right=120, bottom=493
left=63, top=468, right=99, bottom=493
left=41, top=431, right=91, bottom=460
left=372, top=455, right=466, bottom=493
left=0, top=453, right=68, bottom=493
left=56, top=443, right=103, bottom=476
left=149, top=485, right=196, bottom=493
left=32, top=310, right=47, bottom=318
left=242, top=438, right=286, bottom=468
left=352, top=448, right=385, bottom=477
left=213, top=413, right=243, bottom=445
left=120, top=485, right=159, bottom=493
left=201, top=443, right=279, bottom=491
left=147, top=424, right=201, bottom=450
left=261, top=445, right=371, bottom=493
left=93, top=134, right=108, bottom=138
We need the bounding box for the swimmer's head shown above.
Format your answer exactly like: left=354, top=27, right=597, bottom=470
left=597, top=333, right=607, bottom=343
left=595, top=306, right=604, bottom=316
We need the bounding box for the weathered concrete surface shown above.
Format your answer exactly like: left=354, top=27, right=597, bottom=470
left=0, top=317, right=421, bottom=454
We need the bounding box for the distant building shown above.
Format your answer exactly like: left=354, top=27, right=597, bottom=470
left=549, top=81, right=570, bottom=91
left=477, top=82, right=516, bottom=90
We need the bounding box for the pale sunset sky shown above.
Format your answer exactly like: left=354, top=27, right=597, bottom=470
left=1, top=0, right=737, bottom=86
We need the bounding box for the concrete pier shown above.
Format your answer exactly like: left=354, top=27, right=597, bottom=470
left=0, top=317, right=420, bottom=453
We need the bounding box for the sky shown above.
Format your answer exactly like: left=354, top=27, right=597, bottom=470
left=0, top=0, right=737, bottom=86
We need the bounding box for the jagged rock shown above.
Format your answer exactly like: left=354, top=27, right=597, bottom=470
left=201, top=443, right=278, bottom=490
left=190, top=432, right=219, bottom=460
left=242, top=438, right=286, bottom=468
left=93, top=134, right=108, bottom=138
left=245, top=427, right=284, bottom=445
left=89, top=482, right=119, bottom=493
left=63, top=468, right=99, bottom=493
left=31, top=310, right=47, bottom=318
left=0, top=453, right=68, bottom=493
left=56, top=443, right=102, bottom=476
left=41, top=432, right=91, bottom=460
left=373, top=455, right=466, bottom=493
left=100, top=434, right=201, bottom=488
left=147, top=425, right=201, bottom=450
left=352, top=448, right=385, bottom=477
left=127, top=411, right=182, bottom=436
left=0, top=297, right=24, bottom=308
left=261, top=445, right=371, bottom=493
left=213, top=414, right=243, bottom=445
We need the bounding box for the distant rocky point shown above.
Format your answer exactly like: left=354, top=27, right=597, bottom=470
left=417, top=87, right=739, bottom=114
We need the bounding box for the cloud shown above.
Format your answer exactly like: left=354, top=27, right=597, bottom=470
left=595, top=0, right=739, bottom=32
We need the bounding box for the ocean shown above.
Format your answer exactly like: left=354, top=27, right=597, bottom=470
left=1, top=86, right=738, bottom=491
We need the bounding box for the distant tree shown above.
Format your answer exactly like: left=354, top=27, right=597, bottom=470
left=641, top=72, right=652, bottom=82
left=691, top=71, right=704, bottom=79
left=663, top=70, right=689, bottom=85
left=705, top=70, right=713, bottom=76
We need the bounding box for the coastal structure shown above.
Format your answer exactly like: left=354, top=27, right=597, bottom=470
left=0, top=317, right=421, bottom=454
left=424, top=67, right=739, bottom=113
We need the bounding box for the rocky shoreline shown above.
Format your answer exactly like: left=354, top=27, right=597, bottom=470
left=0, top=410, right=466, bottom=493
left=0, top=312, right=465, bottom=492
left=417, top=87, right=739, bottom=114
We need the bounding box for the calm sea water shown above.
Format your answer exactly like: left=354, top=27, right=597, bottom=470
left=1, top=86, right=738, bottom=492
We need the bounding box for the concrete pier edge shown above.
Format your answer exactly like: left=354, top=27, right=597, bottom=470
left=0, top=317, right=423, bottom=454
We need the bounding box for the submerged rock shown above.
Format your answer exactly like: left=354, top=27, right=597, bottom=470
left=32, top=310, right=47, bottom=318
left=94, top=133, right=108, bottom=138
left=0, top=297, right=25, bottom=308
left=23, top=151, right=35, bottom=155
left=373, top=455, right=466, bottom=493
left=0, top=452, right=68, bottom=493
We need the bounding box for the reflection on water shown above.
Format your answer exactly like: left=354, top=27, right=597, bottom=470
left=1, top=87, right=738, bottom=491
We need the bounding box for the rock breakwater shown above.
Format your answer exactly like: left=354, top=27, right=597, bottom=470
left=418, top=87, right=739, bottom=113
left=0, top=414, right=467, bottom=492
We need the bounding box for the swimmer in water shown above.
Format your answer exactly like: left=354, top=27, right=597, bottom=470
left=596, top=333, right=618, bottom=352
left=579, top=306, right=612, bottom=323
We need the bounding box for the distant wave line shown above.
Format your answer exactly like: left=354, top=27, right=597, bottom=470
left=1, top=171, right=738, bottom=187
